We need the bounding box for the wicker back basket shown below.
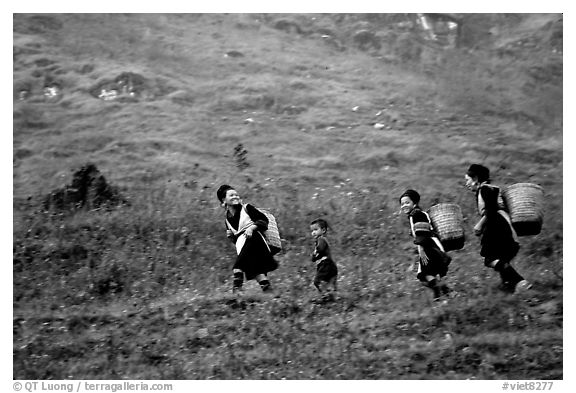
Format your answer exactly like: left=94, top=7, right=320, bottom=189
left=428, top=203, right=465, bottom=251
left=501, top=183, right=544, bottom=236
left=259, top=208, right=282, bottom=255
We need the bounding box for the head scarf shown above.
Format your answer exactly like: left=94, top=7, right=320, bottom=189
left=216, top=184, right=235, bottom=203
left=467, top=164, right=490, bottom=183
left=399, top=189, right=420, bottom=205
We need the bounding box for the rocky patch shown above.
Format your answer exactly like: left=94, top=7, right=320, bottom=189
left=89, top=72, right=174, bottom=102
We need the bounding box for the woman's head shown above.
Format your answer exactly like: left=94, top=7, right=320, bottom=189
left=310, top=218, right=329, bottom=238
left=217, top=184, right=241, bottom=207
left=465, top=164, right=490, bottom=192
left=399, top=189, right=420, bottom=215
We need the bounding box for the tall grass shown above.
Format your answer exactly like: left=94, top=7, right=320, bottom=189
left=13, top=168, right=563, bottom=379
left=13, top=13, right=562, bottom=380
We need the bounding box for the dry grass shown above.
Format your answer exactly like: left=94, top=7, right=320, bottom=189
left=13, top=13, right=562, bottom=380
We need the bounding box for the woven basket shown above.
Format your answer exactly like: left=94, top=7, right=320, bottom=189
left=260, top=209, right=282, bottom=255
left=428, top=203, right=465, bottom=251
left=501, top=183, right=544, bottom=236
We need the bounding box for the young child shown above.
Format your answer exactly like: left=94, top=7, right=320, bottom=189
left=464, top=164, right=531, bottom=293
left=399, top=189, right=452, bottom=301
left=310, top=218, right=338, bottom=302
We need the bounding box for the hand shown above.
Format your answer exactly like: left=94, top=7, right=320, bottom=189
left=245, top=225, right=255, bottom=238
left=473, top=223, right=483, bottom=236
left=474, top=216, right=486, bottom=236
left=418, top=246, right=429, bottom=266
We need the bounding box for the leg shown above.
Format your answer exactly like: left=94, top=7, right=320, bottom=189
left=491, top=259, right=525, bottom=292
left=486, top=259, right=513, bottom=292
left=318, top=280, right=335, bottom=302
left=498, top=261, right=531, bottom=292
left=233, top=269, right=244, bottom=293
left=328, top=276, right=338, bottom=293
left=437, top=277, right=452, bottom=296
left=423, top=275, right=442, bottom=300
left=256, top=273, right=272, bottom=292
left=313, top=281, right=321, bottom=292
left=428, top=276, right=442, bottom=300
left=316, top=280, right=327, bottom=293
left=325, top=276, right=337, bottom=300
left=313, top=274, right=322, bottom=293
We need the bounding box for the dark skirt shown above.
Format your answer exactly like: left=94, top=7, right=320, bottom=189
left=480, top=212, right=520, bottom=265
left=234, top=232, right=278, bottom=280
left=314, top=258, right=338, bottom=286
left=415, top=237, right=451, bottom=281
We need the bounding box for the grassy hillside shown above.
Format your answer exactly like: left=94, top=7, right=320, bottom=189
left=13, top=13, right=562, bottom=379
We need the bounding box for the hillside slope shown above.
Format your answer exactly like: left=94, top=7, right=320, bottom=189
left=13, top=14, right=562, bottom=380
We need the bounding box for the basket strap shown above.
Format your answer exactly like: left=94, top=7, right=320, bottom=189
left=422, top=211, right=432, bottom=226
left=226, top=204, right=255, bottom=236
left=432, top=236, right=445, bottom=252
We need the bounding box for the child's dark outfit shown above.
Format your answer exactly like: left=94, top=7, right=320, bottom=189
left=408, top=207, right=452, bottom=299
left=311, top=235, right=338, bottom=294
left=475, top=183, right=524, bottom=291
left=225, top=203, right=278, bottom=292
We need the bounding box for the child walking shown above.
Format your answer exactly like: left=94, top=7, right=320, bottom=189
left=464, top=164, right=531, bottom=293
left=310, top=218, right=338, bottom=302
left=399, top=189, right=452, bottom=301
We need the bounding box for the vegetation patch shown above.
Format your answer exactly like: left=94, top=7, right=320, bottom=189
left=44, top=163, right=126, bottom=211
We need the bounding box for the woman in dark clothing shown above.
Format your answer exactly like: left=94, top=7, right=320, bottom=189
left=465, top=164, right=531, bottom=293
left=400, top=189, right=452, bottom=301
left=217, top=185, right=278, bottom=293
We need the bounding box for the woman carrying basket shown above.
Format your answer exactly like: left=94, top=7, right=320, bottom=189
left=217, top=184, right=278, bottom=293
left=400, top=189, right=452, bottom=301
left=464, top=164, right=531, bottom=293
